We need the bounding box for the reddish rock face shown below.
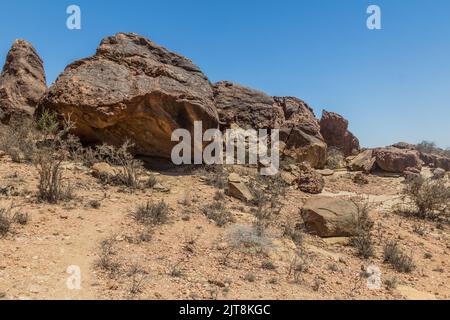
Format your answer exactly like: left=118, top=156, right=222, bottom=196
left=0, top=40, right=47, bottom=124
left=420, top=153, right=450, bottom=171
left=373, top=147, right=422, bottom=173
left=38, top=33, right=218, bottom=158
left=213, top=81, right=327, bottom=168
left=320, top=110, right=360, bottom=157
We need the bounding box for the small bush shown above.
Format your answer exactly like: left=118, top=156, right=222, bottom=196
left=350, top=199, right=375, bottom=259
left=145, top=174, right=158, bottom=188
left=244, top=273, right=256, bottom=282
left=403, top=176, right=449, bottom=220
left=226, top=224, right=273, bottom=254
left=96, top=237, right=120, bottom=274
left=383, top=240, right=415, bottom=273
left=0, top=207, right=13, bottom=238
left=261, top=261, right=276, bottom=270
left=0, top=118, right=36, bottom=162
left=132, top=201, right=169, bottom=226
left=0, top=205, right=28, bottom=237
left=96, top=141, right=144, bottom=189
left=34, top=112, right=76, bottom=203
left=197, top=165, right=227, bottom=189
left=202, top=200, right=233, bottom=227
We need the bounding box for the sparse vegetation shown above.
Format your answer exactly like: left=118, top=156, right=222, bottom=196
left=0, top=118, right=36, bottom=163
left=132, top=201, right=169, bottom=226
left=34, top=111, right=76, bottom=203
left=383, top=240, right=415, bottom=273
left=402, top=176, right=449, bottom=220
left=202, top=197, right=233, bottom=227
left=244, top=273, right=256, bottom=282
left=261, top=261, right=276, bottom=270
left=0, top=205, right=28, bottom=238
left=350, top=198, right=375, bottom=259
left=96, top=237, right=120, bottom=274
left=95, top=141, right=144, bottom=189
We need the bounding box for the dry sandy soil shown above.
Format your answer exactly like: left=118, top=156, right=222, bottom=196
left=0, top=153, right=448, bottom=300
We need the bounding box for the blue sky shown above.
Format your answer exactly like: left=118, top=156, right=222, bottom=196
left=1, top=0, right=449, bottom=148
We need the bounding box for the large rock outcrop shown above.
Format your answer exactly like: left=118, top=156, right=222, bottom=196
left=0, top=40, right=47, bottom=124
left=213, top=81, right=327, bottom=168
left=373, top=147, right=422, bottom=173
left=38, top=33, right=218, bottom=158
left=320, top=110, right=360, bottom=157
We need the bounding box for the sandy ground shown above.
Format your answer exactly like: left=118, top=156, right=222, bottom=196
left=0, top=154, right=448, bottom=300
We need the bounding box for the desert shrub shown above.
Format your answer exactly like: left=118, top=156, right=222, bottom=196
left=225, top=224, right=274, bottom=254
left=288, top=249, right=310, bottom=283
left=326, top=147, right=345, bottom=169
left=261, top=261, right=276, bottom=270
left=0, top=206, right=13, bottom=238
left=132, top=201, right=169, bottom=226
left=416, top=140, right=450, bottom=157
left=403, top=176, right=449, bottom=220
left=196, top=165, right=227, bottom=189
left=0, top=118, right=37, bottom=162
left=283, top=221, right=304, bottom=246
left=202, top=200, right=233, bottom=227
left=244, top=273, right=256, bottom=282
left=248, top=174, right=289, bottom=235
left=350, top=199, right=375, bottom=259
left=0, top=205, right=29, bottom=237
left=383, top=240, right=415, bottom=273
left=96, top=141, right=144, bottom=189
left=96, top=237, right=120, bottom=274
left=145, top=174, right=158, bottom=188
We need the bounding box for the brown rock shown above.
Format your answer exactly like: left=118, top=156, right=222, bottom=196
left=38, top=33, right=218, bottom=158
left=294, top=162, right=325, bottom=194
left=227, top=173, right=253, bottom=202
left=420, top=153, right=450, bottom=171
left=0, top=40, right=47, bottom=124
left=213, top=81, right=327, bottom=168
left=374, top=147, right=422, bottom=173
left=320, top=110, right=360, bottom=157
left=301, top=197, right=358, bottom=237
left=347, top=149, right=376, bottom=173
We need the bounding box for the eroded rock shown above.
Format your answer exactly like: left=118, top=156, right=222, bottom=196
left=38, top=33, right=218, bottom=158
left=0, top=40, right=47, bottom=123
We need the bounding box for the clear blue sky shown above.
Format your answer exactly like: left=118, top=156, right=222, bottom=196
left=1, top=0, right=449, bottom=148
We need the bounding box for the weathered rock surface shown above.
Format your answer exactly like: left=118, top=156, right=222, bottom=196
left=213, top=81, right=327, bottom=168
left=38, top=33, right=218, bottom=158
left=320, top=110, right=360, bottom=157
left=227, top=173, right=254, bottom=202
left=420, top=153, right=450, bottom=171
left=347, top=149, right=376, bottom=173
left=373, top=147, right=422, bottom=173
left=0, top=40, right=47, bottom=124
left=293, top=162, right=325, bottom=194
left=301, top=197, right=358, bottom=237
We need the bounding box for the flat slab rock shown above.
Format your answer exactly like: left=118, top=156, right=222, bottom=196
left=301, top=196, right=358, bottom=237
